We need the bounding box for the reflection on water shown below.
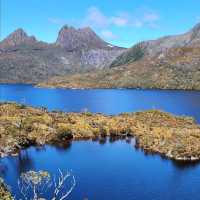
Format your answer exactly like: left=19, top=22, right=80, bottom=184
left=1, top=140, right=200, bottom=200
left=172, top=160, right=200, bottom=170
left=53, top=141, right=72, bottom=151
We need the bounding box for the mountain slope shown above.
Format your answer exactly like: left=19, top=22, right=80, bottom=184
left=0, top=26, right=125, bottom=83
left=38, top=46, right=200, bottom=89
left=111, top=22, right=200, bottom=67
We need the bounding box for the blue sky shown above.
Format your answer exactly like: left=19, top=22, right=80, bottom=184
left=1, top=0, right=200, bottom=47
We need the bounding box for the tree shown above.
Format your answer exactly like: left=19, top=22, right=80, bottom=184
left=18, top=169, right=76, bottom=200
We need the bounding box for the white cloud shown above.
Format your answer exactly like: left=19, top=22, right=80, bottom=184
left=101, top=30, right=117, bottom=40
left=143, top=12, right=159, bottom=22
left=83, top=7, right=160, bottom=29
left=82, top=6, right=109, bottom=28
left=49, top=6, right=160, bottom=30
left=128, top=9, right=160, bottom=28
left=111, top=16, right=128, bottom=27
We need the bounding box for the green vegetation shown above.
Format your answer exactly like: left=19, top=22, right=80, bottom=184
left=110, top=45, right=145, bottom=68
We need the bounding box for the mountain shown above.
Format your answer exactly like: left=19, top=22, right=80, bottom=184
left=0, top=28, right=37, bottom=48
left=110, top=22, right=200, bottom=67
left=38, top=22, right=200, bottom=90
left=56, top=26, right=109, bottom=50
left=0, top=26, right=124, bottom=83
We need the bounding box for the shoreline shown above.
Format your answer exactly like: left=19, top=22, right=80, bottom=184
left=1, top=82, right=200, bottom=92
left=36, top=82, right=200, bottom=91
left=1, top=103, right=200, bottom=162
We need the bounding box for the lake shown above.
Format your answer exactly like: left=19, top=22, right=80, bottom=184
left=1, top=84, right=200, bottom=122
left=2, top=140, right=200, bottom=200
left=1, top=84, right=200, bottom=200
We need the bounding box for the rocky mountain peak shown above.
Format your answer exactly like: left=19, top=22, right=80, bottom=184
left=58, top=25, right=75, bottom=33
left=11, top=28, right=27, bottom=37
left=0, top=28, right=37, bottom=48
left=56, top=25, right=108, bottom=50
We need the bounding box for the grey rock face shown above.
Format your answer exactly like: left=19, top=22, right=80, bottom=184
left=81, top=48, right=123, bottom=69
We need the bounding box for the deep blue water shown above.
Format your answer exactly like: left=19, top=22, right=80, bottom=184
left=1, top=141, right=200, bottom=200
left=1, top=84, right=200, bottom=200
left=1, top=84, right=200, bottom=122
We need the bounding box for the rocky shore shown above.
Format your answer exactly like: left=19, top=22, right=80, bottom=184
left=0, top=103, right=200, bottom=161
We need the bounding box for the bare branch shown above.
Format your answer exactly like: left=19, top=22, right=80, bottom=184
left=60, top=175, right=76, bottom=200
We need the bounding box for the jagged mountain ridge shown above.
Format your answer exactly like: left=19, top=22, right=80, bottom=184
left=0, top=28, right=37, bottom=48
left=0, top=26, right=125, bottom=83
left=56, top=26, right=110, bottom=50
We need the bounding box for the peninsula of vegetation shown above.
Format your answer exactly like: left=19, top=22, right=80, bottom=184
left=1, top=103, right=200, bottom=162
